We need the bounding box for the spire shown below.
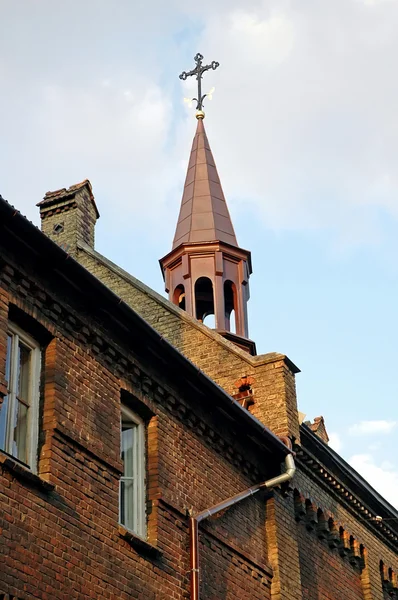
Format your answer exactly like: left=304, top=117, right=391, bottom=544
left=160, top=54, right=255, bottom=355
left=173, top=118, right=238, bottom=249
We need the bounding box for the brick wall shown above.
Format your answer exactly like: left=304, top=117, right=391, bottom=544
left=76, top=245, right=300, bottom=442
left=31, top=192, right=398, bottom=600
left=294, top=468, right=398, bottom=600
left=0, top=238, right=275, bottom=599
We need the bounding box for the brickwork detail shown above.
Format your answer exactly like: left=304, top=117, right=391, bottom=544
left=0, top=236, right=277, bottom=599
left=37, top=181, right=98, bottom=257
left=294, top=468, right=398, bottom=600
left=380, top=562, right=398, bottom=599
left=77, top=244, right=301, bottom=441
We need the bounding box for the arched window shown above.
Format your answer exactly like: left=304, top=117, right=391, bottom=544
left=224, top=280, right=237, bottom=334
left=173, top=284, right=186, bottom=311
left=195, top=277, right=215, bottom=325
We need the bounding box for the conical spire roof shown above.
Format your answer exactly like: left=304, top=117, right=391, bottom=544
left=172, top=118, right=238, bottom=249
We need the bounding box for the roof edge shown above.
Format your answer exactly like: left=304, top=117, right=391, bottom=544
left=300, top=424, right=398, bottom=526
left=0, top=195, right=291, bottom=461
left=78, top=241, right=299, bottom=373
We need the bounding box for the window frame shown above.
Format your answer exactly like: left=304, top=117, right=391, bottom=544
left=119, top=404, right=146, bottom=539
left=1, top=322, right=41, bottom=472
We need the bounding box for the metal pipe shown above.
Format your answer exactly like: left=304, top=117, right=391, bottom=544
left=189, top=437, right=296, bottom=600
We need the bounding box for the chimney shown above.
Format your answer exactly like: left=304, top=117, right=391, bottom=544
left=304, top=416, right=329, bottom=444
left=37, top=180, right=99, bottom=257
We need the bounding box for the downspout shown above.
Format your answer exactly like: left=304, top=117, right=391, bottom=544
left=189, top=437, right=296, bottom=600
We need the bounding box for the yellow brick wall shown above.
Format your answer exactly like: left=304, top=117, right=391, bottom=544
left=77, top=244, right=300, bottom=442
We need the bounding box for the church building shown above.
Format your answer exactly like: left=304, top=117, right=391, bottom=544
left=0, top=56, right=397, bottom=600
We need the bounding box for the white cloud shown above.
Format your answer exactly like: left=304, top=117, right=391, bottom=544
left=356, top=0, right=397, bottom=6
left=196, top=0, right=398, bottom=246
left=350, top=453, right=398, bottom=509
left=328, top=432, right=343, bottom=453
left=228, top=10, right=296, bottom=66
left=348, top=420, right=397, bottom=436
left=2, top=0, right=398, bottom=250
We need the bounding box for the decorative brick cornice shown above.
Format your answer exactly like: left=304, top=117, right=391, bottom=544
left=293, top=488, right=365, bottom=570
left=295, top=443, right=398, bottom=551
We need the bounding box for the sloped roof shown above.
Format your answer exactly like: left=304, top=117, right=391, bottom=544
left=173, top=118, right=238, bottom=249
left=0, top=193, right=290, bottom=461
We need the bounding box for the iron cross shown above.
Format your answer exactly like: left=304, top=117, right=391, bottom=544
left=179, top=53, right=219, bottom=111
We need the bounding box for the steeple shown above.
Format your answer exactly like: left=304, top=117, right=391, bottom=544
left=160, top=54, right=255, bottom=355
left=172, top=118, right=238, bottom=249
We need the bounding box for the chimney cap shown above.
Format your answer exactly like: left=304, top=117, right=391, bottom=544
left=37, top=179, right=100, bottom=218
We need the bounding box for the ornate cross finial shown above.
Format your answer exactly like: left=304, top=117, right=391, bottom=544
left=179, top=53, right=219, bottom=119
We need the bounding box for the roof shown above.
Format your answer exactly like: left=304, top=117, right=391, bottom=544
left=299, top=423, right=398, bottom=547
left=37, top=179, right=100, bottom=219
left=0, top=194, right=291, bottom=463
left=172, top=118, right=238, bottom=249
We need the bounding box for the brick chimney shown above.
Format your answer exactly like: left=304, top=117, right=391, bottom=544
left=37, top=180, right=99, bottom=257
left=305, top=416, right=329, bottom=444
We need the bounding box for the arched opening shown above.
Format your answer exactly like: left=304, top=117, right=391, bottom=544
left=224, top=280, right=237, bottom=334
left=317, top=509, right=328, bottom=540
left=195, top=277, right=215, bottom=326
left=203, top=314, right=215, bottom=328
left=173, top=284, right=186, bottom=311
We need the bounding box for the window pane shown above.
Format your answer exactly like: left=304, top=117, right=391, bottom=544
left=122, top=422, right=136, bottom=477
left=17, top=343, right=31, bottom=406
left=12, top=400, right=28, bottom=464
left=120, top=479, right=135, bottom=531
left=0, top=395, right=9, bottom=451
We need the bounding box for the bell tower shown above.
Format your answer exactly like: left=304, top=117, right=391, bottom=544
left=160, top=112, right=256, bottom=355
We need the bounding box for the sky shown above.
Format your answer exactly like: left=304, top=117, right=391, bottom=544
left=1, top=0, right=398, bottom=510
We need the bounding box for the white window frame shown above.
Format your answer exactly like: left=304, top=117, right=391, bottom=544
left=1, top=322, right=41, bottom=472
left=119, top=404, right=146, bottom=538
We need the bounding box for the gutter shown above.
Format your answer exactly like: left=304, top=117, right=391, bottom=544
left=189, top=437, right=296, bottom=600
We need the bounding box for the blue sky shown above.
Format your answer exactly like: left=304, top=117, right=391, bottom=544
left=1, top=0, right=398, bottom=508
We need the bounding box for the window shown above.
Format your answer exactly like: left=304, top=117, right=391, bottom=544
left=0, top=323, right=41, bottom=471
left=120, top=405, right=146, bottom=538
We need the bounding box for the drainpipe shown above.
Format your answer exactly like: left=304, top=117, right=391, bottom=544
left=189, top=437, right=296, bottom=600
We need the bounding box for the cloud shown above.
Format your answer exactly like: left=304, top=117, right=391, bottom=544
left=195, top=0, right=398, bottom=246
left=348, top=420, right=397, bottom=436
left=349, top=453, right=398, bottom=509
left=2, top=0, right=398, bottom=252
left=328, top=432, right=343, bottom=453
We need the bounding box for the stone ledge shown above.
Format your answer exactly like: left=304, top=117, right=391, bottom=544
left=118, top=525, right=162, bottom=559
left=0, top=451, right=55, bottom=492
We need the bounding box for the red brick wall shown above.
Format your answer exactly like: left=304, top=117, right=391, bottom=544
left=294, top=467, right=398, bottom=600
left=0, top=244, right=273, bottom=599
left=297, top=521, right=363, bottom=600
